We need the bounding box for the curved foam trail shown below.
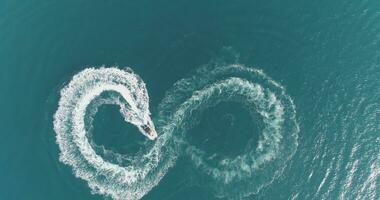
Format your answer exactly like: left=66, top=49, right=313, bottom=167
left=54, top=65, right=299, bottom=200
left=158, top=64, right=299, bottom=199
left=53, top=67, right=175, bottom=200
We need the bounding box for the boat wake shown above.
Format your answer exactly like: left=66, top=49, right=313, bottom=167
left=53, top=64, right=299, bottom=199
left=53, top=67, right=176, bottom=200
left=158, top=64, right=299, bottom=198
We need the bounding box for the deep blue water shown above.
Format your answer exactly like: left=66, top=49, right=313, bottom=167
left=0, top=0, right=379, bottom=199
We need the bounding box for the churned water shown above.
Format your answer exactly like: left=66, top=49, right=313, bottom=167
left=0, top=0, right=379, bottom=199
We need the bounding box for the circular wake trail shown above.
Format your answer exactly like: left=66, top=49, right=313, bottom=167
left=53, top=67, right=175, bottom=200
left=158, top=64, right=300, bottom=199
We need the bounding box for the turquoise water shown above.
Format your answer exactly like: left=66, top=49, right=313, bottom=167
left=1, top=0, right=379, bottom=199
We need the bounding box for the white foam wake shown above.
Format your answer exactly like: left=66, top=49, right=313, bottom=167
left=53, top=67, right=175, bottom=200
left=158, top=64, right=300, bottom=199
left=53, top=64, right=299, bottom=199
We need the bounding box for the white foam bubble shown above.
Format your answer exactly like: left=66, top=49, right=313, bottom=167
left=53, top=67, right=176, bottom=200
left=54, top=65, right=299, bottom=199
left=158, top=64, right=299, bottom=198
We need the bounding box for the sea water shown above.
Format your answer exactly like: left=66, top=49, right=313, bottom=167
left=0, top=0, right=379, bottom=199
